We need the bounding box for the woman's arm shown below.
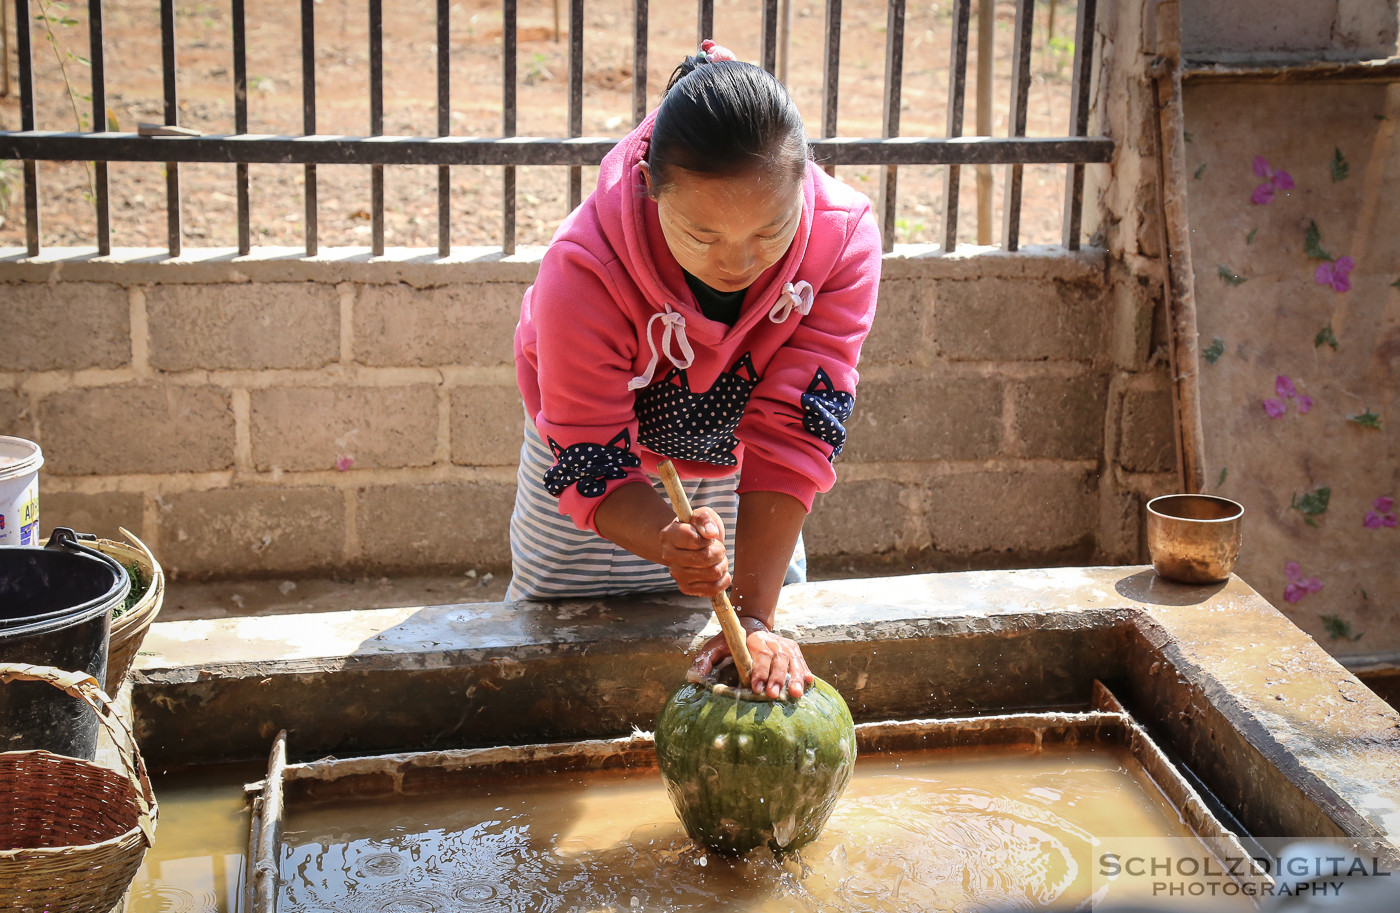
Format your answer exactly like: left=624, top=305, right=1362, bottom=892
left=594, top=481, right=732, bottom=595
left=730, top=490, right=806, bottom=629
left=691, top=489, right=816, bottom=700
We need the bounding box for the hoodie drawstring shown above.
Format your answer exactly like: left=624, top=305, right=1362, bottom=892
left=627, top=305, right=695, bottom=391
left=769, top=280, right=814, bottom=323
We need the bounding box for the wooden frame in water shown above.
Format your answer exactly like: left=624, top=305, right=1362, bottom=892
left=242, top=681, right=1272, bottom=912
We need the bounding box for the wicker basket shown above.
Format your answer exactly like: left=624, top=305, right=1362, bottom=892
left=100, top=529, right=165, bottom=696
left=39, top=528, right=166, bottom=695
left=0, top=663, right=159, bottom=913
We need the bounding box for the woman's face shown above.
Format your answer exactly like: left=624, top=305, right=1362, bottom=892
left=646, top=165, right=803, bottom=294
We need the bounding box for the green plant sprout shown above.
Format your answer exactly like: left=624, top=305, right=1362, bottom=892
left=34, top=0, right=97, bottom=200
left=894, top=216, right=925, bottom=237
left=0, top=161, right=15, bottom=216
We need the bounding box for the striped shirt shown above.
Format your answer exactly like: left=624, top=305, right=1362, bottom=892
left=506, top=418, right=804, bottom=601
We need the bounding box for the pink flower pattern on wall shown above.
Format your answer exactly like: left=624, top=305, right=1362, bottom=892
left=1227, top=147, right=1391, bottom=636
left=1283, top=561, right=1323, bottom=603
left=1263, top=375, right=1313, bottom=418
left=1250, top=156, right=1294, bottom=205
left=1314, top=256, right=1355, bottom=292
left=1364, top=496, right=1397, bottom=529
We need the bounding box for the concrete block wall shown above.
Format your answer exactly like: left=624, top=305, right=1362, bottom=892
left=1, top=243, right=1176, bottom=582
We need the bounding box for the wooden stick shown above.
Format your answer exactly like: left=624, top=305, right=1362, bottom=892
left=656, top=460, right=755, bottom=687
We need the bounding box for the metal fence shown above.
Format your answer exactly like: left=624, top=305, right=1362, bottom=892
left=0, top=0, right=1110, bottom=259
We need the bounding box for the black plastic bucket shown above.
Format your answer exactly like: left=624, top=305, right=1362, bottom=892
left=0, top=528, right=129, bottom=759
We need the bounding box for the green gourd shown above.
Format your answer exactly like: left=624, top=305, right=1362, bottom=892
left=654, top=672, right=857, bottom=856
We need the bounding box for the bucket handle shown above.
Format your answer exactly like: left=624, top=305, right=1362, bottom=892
left=44, top=526, right=96, bottom=551
left=0, top=662, right=158, bottom=847
left=45, top=525, right=131, bottom=587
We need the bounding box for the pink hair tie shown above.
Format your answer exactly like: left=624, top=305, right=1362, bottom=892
left=699, top=39, right=737, bottom=62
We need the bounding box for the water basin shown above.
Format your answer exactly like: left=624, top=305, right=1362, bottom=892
left=271, top=742, right=1251, bottom=912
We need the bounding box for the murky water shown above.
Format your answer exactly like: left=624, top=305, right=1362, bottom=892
left=276, top=744, right=1253, bottom=912
left=125, top=763, right=259, bottom=913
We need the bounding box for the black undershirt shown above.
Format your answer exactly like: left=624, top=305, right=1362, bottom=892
left=683, top=269, right=748, bottom=327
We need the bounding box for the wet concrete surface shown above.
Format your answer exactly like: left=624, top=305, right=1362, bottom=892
left=162, top=571, right=511, bottom=620
left=133, top=565, right=1400, bottom=866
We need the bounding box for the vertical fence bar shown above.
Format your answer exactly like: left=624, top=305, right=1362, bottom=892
left=233, top=0, right=250, bottom=255
left=878, top=0, right=905, bottom=254
left=697, top=0, right=713, bottom=44
left=567, top=0, right=583, bottom=212
left=437, top=0, right=450, bottom=257
left=975, top=0, right=992, bottom=245
left=301, top=0, right=317, bottom=256
left=1, top=0, right=9, bottom=99
left=820, top=0, right=841, bottom=178
left=632, top=0, right=648, bottom=125
left=776, top=0, right=791, bottom=83
left=1062, top=0, right=1096, bottom=249
left=1001, top=0, right=1034, bottom=251
left=88, top=0, right=109, bottom=254
left=369, top=0, right=384, bottom=256
left=502, top=0, right=517, bottom=255
left=941, top=0, right=970, bottom=251
left=160, top=0, right=181, bottom=256
left=15, top=0, right=39, bottom=255
left=760, top=0, right=778, bottom=75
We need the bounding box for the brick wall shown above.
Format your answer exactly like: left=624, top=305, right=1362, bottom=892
left=0, top=244, right=1176, bottom=581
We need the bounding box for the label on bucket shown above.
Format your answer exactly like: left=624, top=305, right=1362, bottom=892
left=0, top=495, right=40, bottom=546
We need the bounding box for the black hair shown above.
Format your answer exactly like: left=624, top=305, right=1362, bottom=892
left=647, top=55, right=809, bottom=196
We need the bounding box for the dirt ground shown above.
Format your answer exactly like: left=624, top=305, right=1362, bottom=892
left=2, top=0, right=1079, bottom=251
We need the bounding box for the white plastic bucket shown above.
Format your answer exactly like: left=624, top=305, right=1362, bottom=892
left=0, top=436, right=43, bottom=547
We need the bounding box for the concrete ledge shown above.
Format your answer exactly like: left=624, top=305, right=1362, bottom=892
left=0, top=246, right=550, bottom=285
left=1, top=243, right=1106, bottom=284
left=133, top=566, right=1400, bottom=864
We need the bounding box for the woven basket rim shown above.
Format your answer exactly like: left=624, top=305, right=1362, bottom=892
left=0, top=817, right=147, bottom=860
left=100, top=530, right=165, bottom=639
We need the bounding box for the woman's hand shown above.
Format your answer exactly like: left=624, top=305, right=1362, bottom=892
left=690, top=618, right=815, bottom=700
left=659, top=506, right=731, bottom=597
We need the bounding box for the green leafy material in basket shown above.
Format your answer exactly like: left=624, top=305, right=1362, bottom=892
left=117, top=561, right=148, bottom=619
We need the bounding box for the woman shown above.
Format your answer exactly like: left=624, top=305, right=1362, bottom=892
left=509, top=41, right=881, bottom=700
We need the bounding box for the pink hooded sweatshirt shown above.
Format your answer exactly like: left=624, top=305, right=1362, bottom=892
left=515, top=111, right=881, bottom=533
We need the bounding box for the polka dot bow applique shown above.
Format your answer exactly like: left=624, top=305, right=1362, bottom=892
left=543, top=429, right=642, bottom=498
left=798, top=367, right=855, bottom=459
left=635, top=354, right=760, bottom=466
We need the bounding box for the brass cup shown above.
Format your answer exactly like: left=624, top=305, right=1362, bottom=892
left=1146, top=494, right=1244, bottom=585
